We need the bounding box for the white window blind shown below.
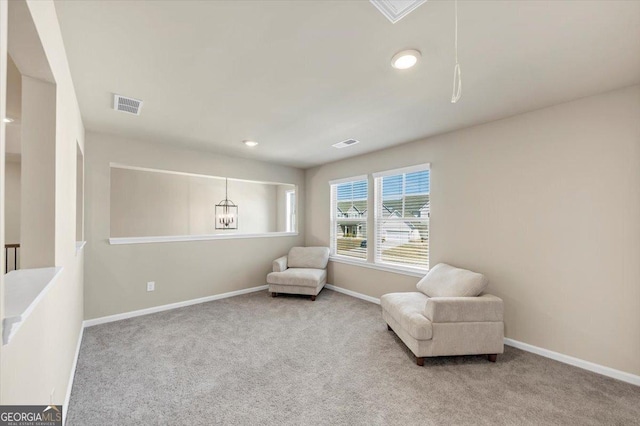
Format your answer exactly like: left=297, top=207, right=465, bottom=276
left=374, top=167, right=429, bottom=270
left=330, top=177, right=368, bottom=260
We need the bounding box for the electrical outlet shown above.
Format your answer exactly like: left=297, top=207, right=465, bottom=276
left=147, top=281, right=155, bottom=292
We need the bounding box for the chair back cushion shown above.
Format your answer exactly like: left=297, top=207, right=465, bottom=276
left=288, top=247, right=330, bottom=269
left=416, top=263, right=488, bottom=297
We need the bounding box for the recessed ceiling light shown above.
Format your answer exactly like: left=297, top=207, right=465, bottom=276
left=243, top=140, right=258, bottom=147
left=3, top=117, right=14, bottom=123
left=391, top=49, right=421, bottom=70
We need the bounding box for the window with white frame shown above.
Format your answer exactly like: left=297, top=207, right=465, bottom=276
left=330, top=176, right=368, bottom=260
left=285, top=190, right=296, bottom=232
left=374, top=165, right=430, bottom=270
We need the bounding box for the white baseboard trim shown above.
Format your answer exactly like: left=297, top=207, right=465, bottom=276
left=63, top=325, right=84, bottom=426
left=77, top=283, right=639, bottom=388
left=325, top=284, right=380, bottom=305
left=504, top=338, right=640, bottom=387
left=83, top=285, right=269, bottom=327
left=322, top=286, right=639, bottom=386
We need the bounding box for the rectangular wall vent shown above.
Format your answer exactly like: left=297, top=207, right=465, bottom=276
left=370, top=0, right=427, bottom=24
left=113, top=94, right=143, bottom=115
left=332, top=139, right=360, bottom=149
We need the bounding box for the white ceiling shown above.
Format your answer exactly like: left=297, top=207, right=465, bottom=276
left=54, top=0, right=640, bottom=169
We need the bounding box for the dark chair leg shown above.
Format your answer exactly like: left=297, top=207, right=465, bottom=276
left=387, top=324, right=392, bottom=331
left=271, top=292, right=277, bottom=297
left=310, top=295, right=316, bottom=301
left=488, top=354, right=497, bottom=363
left=416, top=357, right=425, bottom=366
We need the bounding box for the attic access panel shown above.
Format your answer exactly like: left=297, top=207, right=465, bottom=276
left=370, top=0, right=427, bottom=24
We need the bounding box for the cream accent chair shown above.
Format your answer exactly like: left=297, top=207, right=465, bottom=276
left=381, top=263, right=504, bottom=366
left=267, top=247, right=330, bottom=301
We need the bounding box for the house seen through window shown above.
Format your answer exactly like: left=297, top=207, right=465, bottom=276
left=330, top=166, right=430, bottom=272
left=374, top=167, right=430, bottom=270
left=331, top=178, right=368, bottom=260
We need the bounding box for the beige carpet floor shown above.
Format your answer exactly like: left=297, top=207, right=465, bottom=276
left=67, top=289, right=640, bottom=425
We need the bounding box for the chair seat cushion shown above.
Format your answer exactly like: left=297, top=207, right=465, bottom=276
left=380, top=292, right=432, bottom=340
left=267, top=268, right=327, bottom=288
left=416, top=263, right=488, bottom=297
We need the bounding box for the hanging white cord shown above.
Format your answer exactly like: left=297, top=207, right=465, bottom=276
left=451, top=0, right=462, bottom=103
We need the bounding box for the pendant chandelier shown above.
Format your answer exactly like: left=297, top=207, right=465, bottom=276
left=215, top=178, right=238, bottom=230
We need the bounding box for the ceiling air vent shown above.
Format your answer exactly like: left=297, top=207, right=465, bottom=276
left=113, top=94, right=143, bottom=115
left=332, top=139, right=360, bottom=149
left=370, top=0, right=427, bottom=24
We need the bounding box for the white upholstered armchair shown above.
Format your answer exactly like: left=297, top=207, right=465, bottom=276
left=267, top=247, right=330, bottom=301
left=381, top=263, right=504, bottom=366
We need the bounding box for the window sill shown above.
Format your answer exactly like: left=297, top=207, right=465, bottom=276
left=109, top=232, right=299, bottom=245
left=329, top=256, right=427, bottom=278
left=3, top=266, right=64, bottom=345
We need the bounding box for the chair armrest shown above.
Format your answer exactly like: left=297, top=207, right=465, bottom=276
left=424, top=294, right=503, bottom=323
left=272, top=256, right=288, bottom=272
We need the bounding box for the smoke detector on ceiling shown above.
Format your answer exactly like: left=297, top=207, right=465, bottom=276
left=113, top=94, right=143, bottom=115
left=332, top=139, right=360, bottom=149
left=370, top=0, right=427, bottom=24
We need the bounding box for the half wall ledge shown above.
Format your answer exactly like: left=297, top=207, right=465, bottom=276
left=3, top=266, right=64, bottom=345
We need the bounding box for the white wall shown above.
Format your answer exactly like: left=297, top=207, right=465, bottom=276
left=5, top=57, right=21, bottom=155
left=305, top=86, right=640, bottom=377
left=4, top=160, right=20, bottom=244
left=1, top=0, right=85, bottom=409
left=110, top=167, right=286, bottom=237
left=4, top=160, right=20, bottom=271
left=76, top=143, right=83, bottom=242
left=20, top=75, right=55, bottom=268
left=0, top=0, right=8, bottom=401
left=84, top=131, right=305, bottom=319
